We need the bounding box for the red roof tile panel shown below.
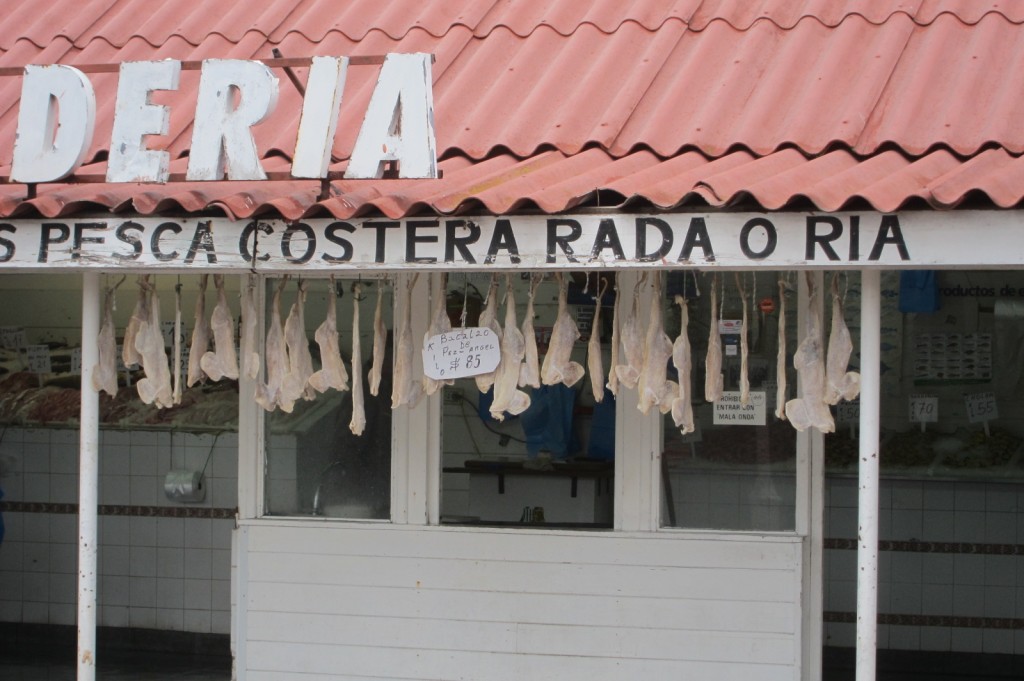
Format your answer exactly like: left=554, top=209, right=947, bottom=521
left=0, top=1, right=1022, bottom=218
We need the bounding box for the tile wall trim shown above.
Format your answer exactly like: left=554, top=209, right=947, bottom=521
left=825, top=537, right=1024, bottom=556
left=0, top=501, right=235, bottom=519
left=825, top=611, right=1024, bottom=630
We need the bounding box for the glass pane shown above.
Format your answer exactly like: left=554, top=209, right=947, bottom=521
left=441, top=273, right=615, bottom=527
left=827, top=270, right=1024, bottom=483
left=263, top=277, right=392, bottom=519
left=662, top=271, right=798, bottom=531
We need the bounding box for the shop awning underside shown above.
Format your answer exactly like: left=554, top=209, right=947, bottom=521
left=1, top=0, right=1024, bottom=219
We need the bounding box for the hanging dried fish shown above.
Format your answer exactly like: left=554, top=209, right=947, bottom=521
left=614, top=273, right=646, bottom=390
left=392, top=275, right=423, bottom=408
left=785, top=274, right=835, bottom=432
left=368, top=278, right=388, bottom=396
left=240, top=274, right=260, bottom=380
left=122, top=275, right=150, bottom=369
left=541, top=273, right=585, bottom=388
left=279, top=280, right=316, bottom=410
left=186, top=274, right=210, bottom=387
left=350, top=282, right=367, bottom=435
left=825, top=273, right=861, bottom=404
left=474, top=275, right=503, bottom=394
left=423, top=273, right=454, bottom=396
left=637, top=275, right=677, bottom=415
left=705, top=275, right=724, bottom=402
left=92, top=283, right=120, bottom=397
left=605, top=273, right=621, bottom=396
left=308, top=278, right=350, bottom=394
left=587, top=277, right=608, bottom=403
left=518, top=274, right=541, bottom=389
left=774, top=277, right=788, bottom=421
left=671, top=295, right=694, bottom=433
left=134, top=281, right=174, bottom=409
left=200, top=274, right=240, bottom=382
left=172, top=282, right=182, bottom=405
left=255, top=280, right=288, bottom=412
left=736, top=273, right=750, bottom=407
left=490, top=275, right=531, bottom=420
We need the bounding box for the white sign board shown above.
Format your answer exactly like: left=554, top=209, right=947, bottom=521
left=964, top=392, right=998, bottom=423
left=0, top=326, right=26, bottom=349
left=422, top=328, right=500, bottom=380
left=713, top=391, right=766, bottom=426
left=909, top=394, right=938, bottom=423
left=837, top=397, right=860, bottom=424
left=0, top=211, right=1023, bottom=273
left=24, top=344, right=51, bottom=373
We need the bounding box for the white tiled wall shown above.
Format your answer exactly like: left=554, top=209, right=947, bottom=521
left=0, top=427, right=236, bottom=635
left=824, top=476, right=1024, bottom=654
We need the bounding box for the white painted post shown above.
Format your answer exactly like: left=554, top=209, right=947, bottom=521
left=77, top=272, right=101, bottom=680
left=856, top=269, right=881, bottom=681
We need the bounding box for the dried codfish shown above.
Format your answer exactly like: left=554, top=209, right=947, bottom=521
left=279, top=280, right=316, bottom=410
left=736, top=273, right=750, bottom=407
left=824, top=273, right=861, bottom=404
left=785, top=274, right=835, bottom=432
left=122, top=275, right=151, bottom=369
left=392, top=275, right=423, bottom=409
left=255, top=280, right=288, bottom=412
left=587, top=278, right=608, bottom=403
left=200, top=274, right=240, bottom=382
left=774, top=277, right=788, bottom=420
left=134, top=283, right=174, bottom=409
left=705, top=275, right=724, bottom=402
left=540, top=273, right=585, bottom=388
left=474, top=275, right=503, bottom=394
left=308, top=278, right=350, bottom=394
left=422, top=273, right=454, bottom=396
left=240, top=275, right=260, bottom=380
left=92, top=285, right=119, bottom=397
left=186, top=274, right=210, bottom=387
left=636, top=275, right=677, bottom=415
left=614, top=273, right=646, bottom=390
left=368, top=278, right=387, bottom=396
left=605, top=273, right=621, bottom=396
left=490, top=276, right=531, bottom=421
left=518, top=274, right=541, bottom=389
left=350, top=283, right=366, bottom=435
left=671, top=295, right=694, bottom=433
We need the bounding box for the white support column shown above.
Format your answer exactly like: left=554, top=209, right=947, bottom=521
left=856, top=269, right=882, bottom=681
left=77, top=272, right=101, bottom=680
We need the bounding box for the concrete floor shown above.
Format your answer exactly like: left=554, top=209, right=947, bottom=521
left=0, top=651, right=230, bottom=681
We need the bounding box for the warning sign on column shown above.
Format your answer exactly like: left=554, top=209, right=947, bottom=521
left=713, top=391, right=766, bottom=426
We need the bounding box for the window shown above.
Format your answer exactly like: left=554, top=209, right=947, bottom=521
left=262, top=277, right=392, bottom=519
left=661, top=271, right=798, bottom=531
left=441, top=273, right=615, bottom=527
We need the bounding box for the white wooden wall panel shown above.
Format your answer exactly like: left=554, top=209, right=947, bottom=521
left=239, top=523, right=802, bottom=680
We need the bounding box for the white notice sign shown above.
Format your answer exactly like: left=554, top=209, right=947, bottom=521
left=713, top=391, right=766, bottom=426
left=0, top=326, right=26, bottom=349
left=964, top=392, right=998, bottom=423
left=422, top=327, right=500, bottom=380
left=25, top=345, right=51, bottom=374
left=909, top=394, right=938, bottom=423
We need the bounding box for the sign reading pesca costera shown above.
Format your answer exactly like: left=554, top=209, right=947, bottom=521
left=8, top=54, right=437, bottom=184
left=3, top=211, right=1012, bottom=272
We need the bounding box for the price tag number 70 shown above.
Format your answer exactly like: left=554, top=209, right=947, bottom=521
left=909, top=395, right=938, bottom=423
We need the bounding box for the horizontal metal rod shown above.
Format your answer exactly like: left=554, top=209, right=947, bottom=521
left=0, top=168, right=442, bottom=185
left=0, top=55, right=389, bottom=77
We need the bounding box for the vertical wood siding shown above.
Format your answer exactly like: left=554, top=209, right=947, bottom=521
left=240, top=524, right=803, bottom=680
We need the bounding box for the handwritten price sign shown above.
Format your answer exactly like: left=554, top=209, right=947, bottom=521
left=422, top=327, right=500, bottom=380
left=24, top=345, right=52, bottom=374
left=909, top=394, right=938, bottom=423
left=965, top=392, right=998, bottom=423
left=0, top=326, right=26, bottom=349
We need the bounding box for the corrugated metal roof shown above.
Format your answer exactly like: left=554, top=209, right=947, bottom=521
left=0, top=0, right=1022, bottom=218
